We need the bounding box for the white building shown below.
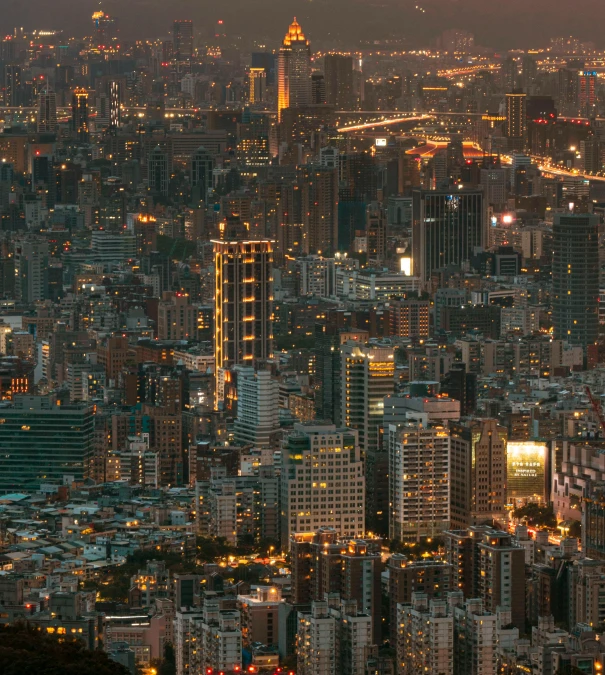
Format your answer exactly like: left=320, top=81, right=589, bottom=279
left=397, top=595, right=453, bottom=675
left=388, top=417, right=450, bottom=541
left=280, top=424, right=365, bottom=547
left=383, top=394, right=460, bottom=426
left=233, top=365, right=280, bottom=448
left=296, top=255, right=336, bottom=298
left=208, top=479, right=238, bottom=545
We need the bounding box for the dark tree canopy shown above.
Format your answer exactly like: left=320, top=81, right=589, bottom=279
left=0, top=623, right=130, bottom=675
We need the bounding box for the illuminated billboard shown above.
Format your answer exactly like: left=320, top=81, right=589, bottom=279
left=375, top=138, right=387, bottom=147
left=507, top=441, right=547, bottom=502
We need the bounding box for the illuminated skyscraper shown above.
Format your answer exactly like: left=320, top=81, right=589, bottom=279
left=37, top=89, right=57, bottom=133
left=552, top=212, right=599, bottom=347
left=579, top=70, right=597, bottom=117
left=213, top=239, right=274, bottom=407
left=71, top=88, right=89, bottom=143
left=4, top=65, right=21, bottom=107
left=173, top=20, right=194, bottom=61
left=277, top=18, right=311, bottom=121
left=248, top=68, right=267, bottom=103
left=505, top=91, right=527, bottom=151
left=92, top=10, right=118, bottom=49
left=148, top=145, right=169, bottom=197
left=109, top=80, right=121, bottom=128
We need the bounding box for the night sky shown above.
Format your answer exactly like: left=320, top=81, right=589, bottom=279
left=0, top=0, right=601, bottom=49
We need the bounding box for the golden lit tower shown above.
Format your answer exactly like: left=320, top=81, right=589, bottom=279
left=213, top=239, right=274, bottom=408
left=71, top=87, right=89, bottom=143
left=277, top=17, right=311, bottom=121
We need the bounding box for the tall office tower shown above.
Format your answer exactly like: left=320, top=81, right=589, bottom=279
left=558, top=66, right=581, bottom=114
left=14, top=238, right=49, bottom=303
left=324, top=54, right=355, bottom=110
left=277, top=18, right=312, bottom=121
left=411, top=188, right=486, bottom=283
left=190, top=146, right=213, bottom=202
left=233, top=364, right=279, bottom=448
left=449, top=419, right=508, bottom=529
left=37, top=89, right=57, bottom=133
left=299, top=165, right=339, bottom=254
left=479, top=164, right=507, bottom=207
left=248, top=68, right=267, bottom=103
left=213, top=239, right=274, bottom=407
left=173, top=20, right=194, bottom=61
left=476, top=531, right=526, bottom=629
left=389, top=299, right=430, bottom=338
left=388, top=419, right=450, bottom=541
left=157, top=291, right=197, bottom=340
left=505, top=91, right=527, bottom=152
left=148, top=145, right=169, bottom=197
left=341, top=341, right=394, bottom=536
left=71, top=87, right=89, bottom=143
left=521, top=55, right=538, bottom=92
left=109, top=80, right=121, bottom=128
left=579, top=70, right=597, bottom=117
left=397, top=597, right=453, bottom=675
left=92, top=10, right=118, bottom=48
left=0, top=395, right=95, bottom=492
left=280, top=424, right=365, bottom=546
left=311, top=72, right=326, bottom=104
left=552, top=212, right=599, bottom=347
left=501, top=56, right=518, bottom=91
left=4, top=65, right=22, bottom=106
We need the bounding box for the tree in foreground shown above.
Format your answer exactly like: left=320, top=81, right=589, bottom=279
left=0, top=623, right=130, bottom=675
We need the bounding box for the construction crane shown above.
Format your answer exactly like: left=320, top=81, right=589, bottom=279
left=586, top=386, right=605, bottom=437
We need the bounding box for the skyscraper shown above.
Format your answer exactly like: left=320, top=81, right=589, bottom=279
left=190, top=146, right=214, bottom=202
left=341, top=341, right=394, bottom=535
left=4, top=65, right=22, bottom=107
left=109, top=80, right=121, bottom=128
left=213, top=239, right=274, bottom=407
left=0, top=394, right=95, bottom=492
left=92, top=10, right=118, bottom=49
left=280, top=425, right=365, bottom=545
left=173, top=20, right=194, bottom=61
left=324, top=54, right=355, bottom=110
left=248, top=68, right=267, bottom=103
left=71, top=87, right=89, bottom=143
left=411, top=188, right=486, bottom=283
left=299, top=164, right=339, bottom=254
left=552, top=212, right=599, bottom=347
left=148, top=145, right=169, bottom=197
left=388, top=419, right=451, bottom=541
left=579, top=70, right=597, bottom=117
left=505, top=91, right=527, bottom=151
left=37, top=89, right=57, bottom=133
left=277, top=18, right=312, bottom=121
left=14, top=238, right=49, bottom=303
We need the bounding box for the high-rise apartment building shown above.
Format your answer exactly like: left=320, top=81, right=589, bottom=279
left=173, top=20, right=194, bottom=61
left=0, top=395, right=95, bottom=492
left=278, top=18, right=312, bottom=121
left=449, top=419, right=508, bottom=528
left=411, top=188, right=486, bottom=283
left=37, top=89, right=57, bottom=133
left=324, top=54, right=355, bottom=110
left=280, top=424, right=365, bottom=546
left=71, top=88, right=89, bottom=143
left=14, top=238, right=49, bottom=303
left=213, top=239, right=274, bottom=407
left=388, top=418, right=450, bottom=540
left=157, top=291, right=197, bottom=340
left=397, top=596, right=453, bottom=675
left=341, top=341, right=394, bottom=535
left=552, top=212, right=599, bottom=347
left=4, top=65, right=22, bottom=107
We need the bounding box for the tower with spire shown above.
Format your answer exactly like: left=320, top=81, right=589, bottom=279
left=277, top=17, right=311, bottom=121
